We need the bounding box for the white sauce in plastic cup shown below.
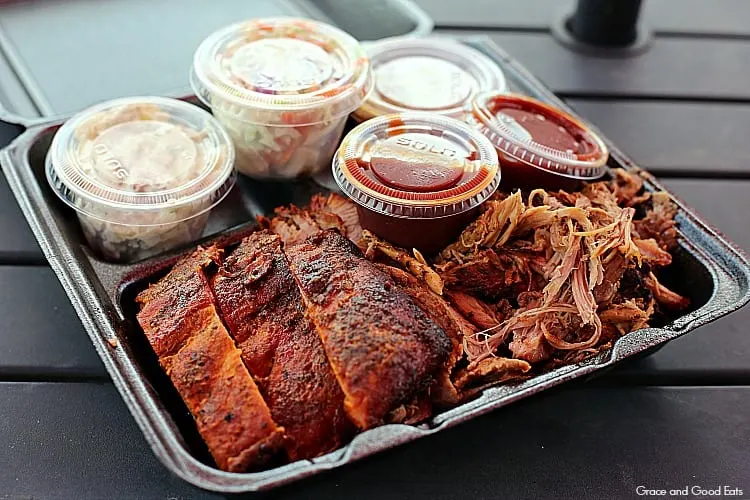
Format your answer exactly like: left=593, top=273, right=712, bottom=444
left=46, top=96, right=236, bottom=262
left=354, top=37, right=506, bottom=121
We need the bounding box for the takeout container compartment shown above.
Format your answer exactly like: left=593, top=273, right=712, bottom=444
left=191, top=18, right=373, bottom=180
left=45, top=96, right=237, bottom=263
left=333, top=112, right=499, bottom=253
left=2, top=39, right=748, bottom=493
left=465, top=91, right=608, bottom=191
left=353, top=37, right=506, bottom=122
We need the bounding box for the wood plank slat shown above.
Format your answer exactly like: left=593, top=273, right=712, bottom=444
left=444, top=31, right=750, bottom=101
left=663, top=179, right=750, bottom=253
left=568, top=100, right=750, bottom=176
left=418, top=0, right=750, bottom=38
left=1, top=382, right=748, bottom=499
left=610, top=306, right=750, bottom=384
left=0, top=121, right=44, bottom=263
left=0, top=266, right=105, bottom=379
left=0, top=382, right=218, bottom=499
left=0, top=173, right=44, bottom=263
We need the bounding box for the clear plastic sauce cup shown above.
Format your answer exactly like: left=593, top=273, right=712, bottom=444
left=353, top=37, right=506, bottom=122
left=191, top=17, right=373, bottom=179
left=46, top=96, right=236, bottom=262
left=465, top=92, right=609, bottom=190
left=333, top=112, right=500, bottom=254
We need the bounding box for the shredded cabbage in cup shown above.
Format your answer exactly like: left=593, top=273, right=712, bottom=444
left=191, top=18, right=372, bottom=179
left=211, top=102, right=346, bottom=178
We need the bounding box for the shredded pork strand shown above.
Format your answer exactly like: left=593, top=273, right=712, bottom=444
left=441, top=171, right=687, bottom=371
left=437, top=191, right=524, bottom=264
left=362, top=230, right=444, bottom=295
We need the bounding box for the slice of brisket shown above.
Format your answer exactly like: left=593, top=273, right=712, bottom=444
left=136, top=247, right=284, bottom=472
left=211, top=231, right=353, bottom=461
left=285, top=230, right=452, bottom=429
left=259, top=205, right=322, bottom=247
left=260, top=193, right=363, bottom=248
left=379, top=264, right=477, bottom=406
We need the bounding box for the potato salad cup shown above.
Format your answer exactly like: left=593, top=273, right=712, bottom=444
left=191, top=18, right=373, bottom=179
left=46, top=96, right=236, bottom=262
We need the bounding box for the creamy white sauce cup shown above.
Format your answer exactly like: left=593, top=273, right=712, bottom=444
left=353, top=37, right=506, bottom=122
left=46, top=96, right=236, bottom=262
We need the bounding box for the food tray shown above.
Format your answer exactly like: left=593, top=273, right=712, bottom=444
left=2, top=37, right=749, bottom=493
left=0, top=0, right=432, bottom=125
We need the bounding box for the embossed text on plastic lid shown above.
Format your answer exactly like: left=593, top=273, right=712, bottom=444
left=191, top=17, right=373, bottom=125
left=46, top=96, right=236, bottom=221
left=334, top=112, right=499, bottom=218
left=466, top=92, right=609, bottom=182
left=353, top=37, right=506, bottom=121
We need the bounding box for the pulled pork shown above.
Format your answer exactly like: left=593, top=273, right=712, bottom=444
left=369, top=169, right=689, bottom=395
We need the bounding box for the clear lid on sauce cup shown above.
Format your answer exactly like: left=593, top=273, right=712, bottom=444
left=353, top=37, right=506, bottom=121
left=46, top=96, right=236, bottom=224
left=466, top=92, right=609, bottom=179
left=191, top=17, right=373, bottom=125
left=333, top=112, right=500, bottom=218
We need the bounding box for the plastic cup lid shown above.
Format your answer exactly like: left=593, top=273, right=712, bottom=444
left=354, top=37, right=506, bottom=121
left=466, top=92, right=609, bottom=179
left=191, top=17, right=373, bottom=124
left=333, top=112, right=500, bottom=218
left=46, top=96, right=236, bottom=223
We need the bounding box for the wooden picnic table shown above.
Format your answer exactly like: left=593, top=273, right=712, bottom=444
left=0, top=1, right=748, bottom=498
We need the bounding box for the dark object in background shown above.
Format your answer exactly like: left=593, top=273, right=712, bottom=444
left=553, top=0, right=650, bottom=56
left=569, top=0, right=643, bottom=47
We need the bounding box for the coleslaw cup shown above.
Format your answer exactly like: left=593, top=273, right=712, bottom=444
left=46, top=96, right=236, bottom=262
left=191, top=18, right=373, bottom=179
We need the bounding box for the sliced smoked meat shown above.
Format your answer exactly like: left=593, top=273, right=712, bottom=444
left=211, top=231, right=352, bottom=460
left=285, top=230, right=452, bottom=429
left=136, top=247, right=284, bottom=472
left=258, top=205, right=322, bottom=247
left=308, top=193, right=364, bottom=243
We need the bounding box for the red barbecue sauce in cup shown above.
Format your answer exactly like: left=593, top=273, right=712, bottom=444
left=465, top=92, right=608, bottom=190
left=333, top=113, right=500, bottom=254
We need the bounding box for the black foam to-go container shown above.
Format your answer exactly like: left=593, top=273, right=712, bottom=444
left=1, top=38, right=748, bottom=494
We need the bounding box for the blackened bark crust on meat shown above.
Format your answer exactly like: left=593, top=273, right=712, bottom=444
left=439, top=249, right=526, bottom=300
left=136, top=247, right=285, bottom=472
left=212, top=231, right=353, bottom=460
left=285, top=230, right=452, bottom=429
left=378, top=264, right=475, bottom=406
